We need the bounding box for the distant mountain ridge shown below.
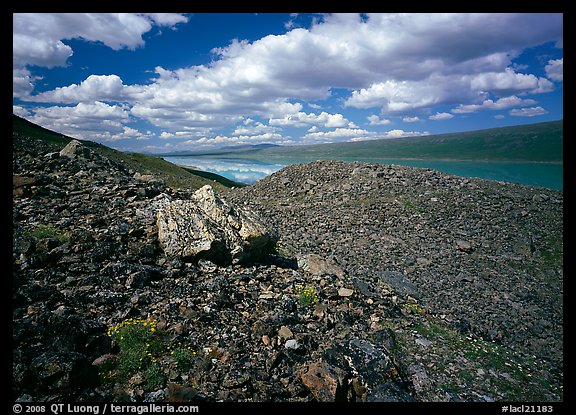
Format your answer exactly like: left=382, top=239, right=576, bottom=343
left=157, top=143, right=280, bottom=157
left=160, top=120, right=563, bottom=163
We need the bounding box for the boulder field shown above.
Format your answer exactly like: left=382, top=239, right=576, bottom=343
left=13, top=134, right=563, bottom=403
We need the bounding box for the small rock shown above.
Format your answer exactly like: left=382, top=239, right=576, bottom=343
left=313, top=303, right=327, bottom=319
left=532, top=193, right=549, bottom=202
left=415, top=337, right=431, bottom=348
left=261, top=335, right=271, bottom=346
left=300, top=361, right=347, bottom=402
left=285, top=339, right=299, bottom=349
left=167, top=383, right=201, bottom=402
left=278, top=326, right=293, bottom=339
left=338, top=287, right=354, bottom=297
left=259, top=291, right=275, bottom=300
left=92, top=354, right=115, bottom=367
left=456, top=239, right=473, bottom=253
left=416, top=257, right=432, bottom=266
left=297, top=254, right=346, bottom=278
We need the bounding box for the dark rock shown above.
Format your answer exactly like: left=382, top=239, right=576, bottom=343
left=377, top=270, right=421, bottom=299
left=30, top=352, right=100, bottom=394
left=167, top=383, right=209, bottom=402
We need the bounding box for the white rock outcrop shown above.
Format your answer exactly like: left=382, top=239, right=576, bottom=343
left=157, top=185, right=274, bottom=264
left=59, top=139, right=91, bottom=159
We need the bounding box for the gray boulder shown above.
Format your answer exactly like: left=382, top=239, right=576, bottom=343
left=157, top=185, right=274, bottom=265
left=59, top=140, right=91, bottom=159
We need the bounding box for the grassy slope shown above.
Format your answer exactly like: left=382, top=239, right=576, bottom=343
left=167, top=120, right=563, bottom=163
left=12, top=115, right=243, bottom=190
left=261, top=120, right=563, bottom=161
left=178, top=166, right=246, bottom=188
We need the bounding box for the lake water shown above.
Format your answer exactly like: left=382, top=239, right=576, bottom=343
left=164, top=156, right=563, bottom=191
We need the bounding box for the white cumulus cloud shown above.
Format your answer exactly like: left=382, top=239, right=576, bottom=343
left=383, top=129, right=428, bottom=139
left=232, top=121, right=280, bottom=136
left=470, top=69, right=554, bottom=95
left=269, top=111, right=357, bottom=128
left=545, top=58, right=563, bottom=82
left=13, top=13, right=189, bottom=69
left=13, top=13, right=562, bottom=147
left=452, top=95, right=537, bottom=114
left=25, top=101, right=135, bottom=141
left=29, top=74, right=128, bottom=103
left=429, top=112, right=454, bottom=121
left=13, top=13, right=188, bottom=101
left=303, top=127, right=375, bottom=142
left=509, top=106, right=549, bottom=117
left=367, top=115, right=392, bottom=125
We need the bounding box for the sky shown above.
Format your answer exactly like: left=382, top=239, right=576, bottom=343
left=12, top=13, right=563, bottom=154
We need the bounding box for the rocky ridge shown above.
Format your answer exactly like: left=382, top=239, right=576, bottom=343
left=225, top=160, right=564, bottom=401
left=13, top=133, right=563, bottom=403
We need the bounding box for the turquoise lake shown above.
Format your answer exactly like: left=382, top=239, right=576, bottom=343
left=163, top=156, right=563, bottom=191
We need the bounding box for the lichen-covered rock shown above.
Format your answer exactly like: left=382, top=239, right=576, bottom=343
left=300, top=361, right=348, bottom=401
left=157, top=185, right=274, bottom=264
left=59, top=139, right=91, bottom=159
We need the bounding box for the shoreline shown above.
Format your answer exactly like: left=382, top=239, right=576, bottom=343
left=166, top=156, right=563, bottom=191
left=163, top=153, right=563, bottom=164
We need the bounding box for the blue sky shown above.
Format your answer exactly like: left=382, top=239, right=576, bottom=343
left=13, top=13, right=563, bottom=154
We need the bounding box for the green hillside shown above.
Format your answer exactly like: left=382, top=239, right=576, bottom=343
left=170, top=120, right=563, bottom=163
left=12, top=115, right=244, bottom=190
left=263, top=120, right=563, bottom=162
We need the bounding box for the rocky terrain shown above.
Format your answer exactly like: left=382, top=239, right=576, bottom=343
left=13, top=132, right=563, bottom=403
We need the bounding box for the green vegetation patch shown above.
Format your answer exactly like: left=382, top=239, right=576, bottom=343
left=296, top=285, right=319, bottom=308
left=98, top=318, right=207, bottom=391
left=391, top=315, right=561, bottom=401
left=25, top=224, right=70, bottom=243
left=538, top=235, right=563, bottom=268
